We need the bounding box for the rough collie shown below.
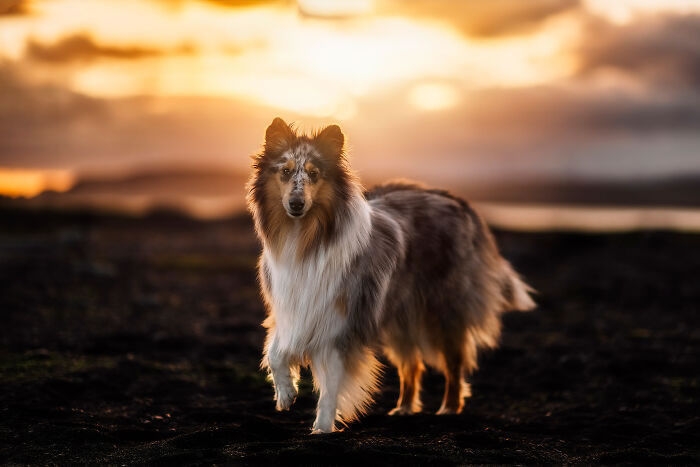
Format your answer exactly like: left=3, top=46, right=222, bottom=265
left=246, top=118, right=535, bottom=433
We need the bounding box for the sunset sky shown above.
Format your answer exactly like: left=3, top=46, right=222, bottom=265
left=1, top=0, right=699, bottom=197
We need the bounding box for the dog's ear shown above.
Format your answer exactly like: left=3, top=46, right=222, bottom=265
left=315, top=124, right=344, bottom=160
left=265, top=117, right=294, bottom=156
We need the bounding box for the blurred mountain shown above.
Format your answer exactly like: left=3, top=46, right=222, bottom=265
left=450, top=175, right=700, bottom=207
left=26, top=167, right=250, bottom=218
left=4, top=168, right=700, bottom=220
left=66, top=167, right=249, bottom=197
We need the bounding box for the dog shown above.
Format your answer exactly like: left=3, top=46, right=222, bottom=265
left=246, top=118, right=535, bottom=433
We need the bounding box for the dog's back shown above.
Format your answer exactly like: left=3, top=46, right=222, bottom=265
left=366, top=182, right=535, bottom=414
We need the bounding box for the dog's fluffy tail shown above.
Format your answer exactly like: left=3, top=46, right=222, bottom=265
left=500, top=260, right=536, bottom=312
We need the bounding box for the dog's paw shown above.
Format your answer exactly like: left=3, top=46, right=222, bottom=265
left=311, top=421, right=334, bottom=434
left=388, top=406, right=418, bottom=416
left=436, top=405, right=462, bottom=415
left=274, top=381, right=297, bottom=411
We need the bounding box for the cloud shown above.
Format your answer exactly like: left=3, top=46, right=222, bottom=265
left=3, top=52, right=699, bottom=178
left=0, top=62, right=110, bottom=165
left=3, top=3, right=700, bottom=184
left=577, top=14, right=700, bottom=88
left=201, top=0, right=283, bottom=6
left=0, top=61, right=270, bottom=172
left=153, top=0, right=283, bottom=11
left=0, top=63, right=107, bottom=126
left=386, top=0, right=579, bottom=37
left=0, top=0, right=28, bottom=15
left=24, top=34, right=172, bottom=63
left=466, top=84, right=700, bottom=135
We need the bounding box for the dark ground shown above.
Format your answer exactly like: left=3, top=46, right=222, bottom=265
left=1, top=206, right=699, bottom=464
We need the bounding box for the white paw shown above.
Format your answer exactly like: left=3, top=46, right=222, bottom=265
left=311, top=416, right=335, bottom=434
left=311, top=423, right=334, bottom=434
left=274, top=381, right=297, bottom=411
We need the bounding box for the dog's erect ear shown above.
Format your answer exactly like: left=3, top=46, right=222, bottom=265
left=265, top=117, right=294, bottom=155
left=315, top=124, right=344, bottom=160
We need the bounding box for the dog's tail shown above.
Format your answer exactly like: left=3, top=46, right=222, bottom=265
left=499, top=260, right=536, bottom=312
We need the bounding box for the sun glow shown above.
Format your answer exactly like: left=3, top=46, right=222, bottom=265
left=0, top=0, right=582, bottom=119
left=298, top=0, right=375, bottom=18
left=584, top=0, right=700, bottom=24
left=409, top=83, right=459, bottom=111
left=0, top=169, right=75, bottom=198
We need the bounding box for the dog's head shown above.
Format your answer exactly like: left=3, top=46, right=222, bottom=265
left=247, top=118, right=357, bottom=255
left=256, top=117, right=345, bottom=219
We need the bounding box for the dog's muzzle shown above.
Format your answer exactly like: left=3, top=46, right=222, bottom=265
left=288, top=198, right=305, bottom=217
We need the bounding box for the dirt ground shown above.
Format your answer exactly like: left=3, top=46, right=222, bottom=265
left=1, top=206, right=699, bottom=464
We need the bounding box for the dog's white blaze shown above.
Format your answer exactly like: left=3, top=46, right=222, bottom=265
left=264, top=192, right=372, bottom=360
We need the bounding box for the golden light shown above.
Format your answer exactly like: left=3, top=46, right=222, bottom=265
left=408, top=83, right=459, bottom=111
left=0, top=169, right=76, bottom=198
left=0, top=0, right=579, bottom=119
left=298, top=0, right=374, bottom=18
left=64, top=13, right=474, bottom=119
left=583, top=0, right=700, bottom=24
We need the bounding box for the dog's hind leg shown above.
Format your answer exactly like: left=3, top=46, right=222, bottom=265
left=437, top=344, right=466, bottom=415
left=388, top=352, right=424, bottom=415
left=311, top=347, right=343, bottom=434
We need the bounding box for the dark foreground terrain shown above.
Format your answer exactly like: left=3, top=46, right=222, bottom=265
left=1, top=206, right=699, bottom=464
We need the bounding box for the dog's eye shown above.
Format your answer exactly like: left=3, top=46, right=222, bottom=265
left=281, top=168, right=291, bottom=176
left=308, top=170, right=318, bottom=179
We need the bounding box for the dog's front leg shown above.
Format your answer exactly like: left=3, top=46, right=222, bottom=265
left=266, top=336, right=298, bottom=411
left=311, top=346, right=343, bottom=434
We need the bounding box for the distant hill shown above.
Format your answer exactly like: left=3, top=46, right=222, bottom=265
left=3, top=168, right=700, bottom=220
left=21, top=167, right=251, bottom=218
left=66, top=167, right=249, bottom=196
left=449, top=175, right=700, bottom=207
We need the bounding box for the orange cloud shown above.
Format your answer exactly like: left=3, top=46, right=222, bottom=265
left=576, top=13, right=700, bottom=88
left=383, top=0, right=580, bottom=37
left=0, top=0, right=28, bottom=15
left=25, top=34, right=194, bottom=63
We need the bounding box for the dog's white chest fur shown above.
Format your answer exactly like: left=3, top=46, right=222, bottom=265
left=264, top=197, right=372, bottom=358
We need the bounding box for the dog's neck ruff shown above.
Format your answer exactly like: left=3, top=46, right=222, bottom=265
left=263, top=190, right=372, bottom=357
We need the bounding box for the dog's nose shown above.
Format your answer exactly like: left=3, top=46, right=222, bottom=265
left=289, top=198, right=305, bottom=214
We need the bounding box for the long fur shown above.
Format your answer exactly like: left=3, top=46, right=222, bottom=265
left=247, top=119, right=536, bottom=432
